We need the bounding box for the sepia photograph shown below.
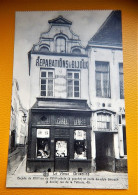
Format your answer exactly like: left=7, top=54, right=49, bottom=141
left=6, top=10, right=128, bottom=189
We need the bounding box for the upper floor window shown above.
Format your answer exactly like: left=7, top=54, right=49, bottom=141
left=67, top=71, right=80, bottom=98
left=72, top=48, right=81, bottom=54
left=97, top=113, right=111, bottom=130
left=95, top=61, right=110, bottom=98
left=39, top=46, right=49, bottom=52
left=40, top=70, right=54, bottom=97
left=119, top=63, right=124, bottom=99
left=56, top=37, right=66, bottom=53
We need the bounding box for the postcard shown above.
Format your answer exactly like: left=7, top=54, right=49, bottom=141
left=6, top=10, right=128, bottom=189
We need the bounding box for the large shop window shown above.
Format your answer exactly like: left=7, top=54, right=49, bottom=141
left=67, top=71, right=80, bottom=98
left=36, top=129, right=50, bottom=158
left=40, top=70, right=54, bottom=97
left=56, top=37, right=66, bottom=53
left=95, top=61, right=110, bottom=98
left=74, top=130, right=87, bottom=159
left=97, top=113, right=111, bottom=130
left=119, top=63, right=124, bottom=99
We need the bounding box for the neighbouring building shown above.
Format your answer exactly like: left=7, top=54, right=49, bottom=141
left=87, top=11, right=127, bottom=172
left=9, top=79, right=28, bottom=153
left=27, top=11, right=127, bottom=173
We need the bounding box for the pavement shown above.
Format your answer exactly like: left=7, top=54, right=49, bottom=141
left=6, top=156, right=128, bottom=189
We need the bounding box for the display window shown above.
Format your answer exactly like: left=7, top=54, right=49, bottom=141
left=74, top=130, right=87, bottom=159
left=36, top=129, right=50, bottom=158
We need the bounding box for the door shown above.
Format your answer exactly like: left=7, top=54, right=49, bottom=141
left=55, top=139, right=69, bottom=172
left=96, top=133, right=115, bottom=172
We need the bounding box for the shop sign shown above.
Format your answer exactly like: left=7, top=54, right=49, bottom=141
left=36, top=56, right=88, bottom=69
left=37, top=129, right=50, bottom=138
left=74, top=130, right=86, bottom=140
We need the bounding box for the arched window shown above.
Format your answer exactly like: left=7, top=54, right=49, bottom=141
left=56, top=37, right=66, bottom=53
left=39, top=46, right=49, bottom=52
left=72, top=48, right=81, bottom=54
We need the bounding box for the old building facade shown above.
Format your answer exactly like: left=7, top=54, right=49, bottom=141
left=27, top=11, right=127, bottom=173
left=9, top=79, right=28, bottom=153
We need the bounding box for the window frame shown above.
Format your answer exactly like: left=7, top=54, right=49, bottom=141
left=119, top=63, right=124, bottom=99
left=56, top=36, right=66, bottom=53
left=36, top=129, right=50, bottom=159
left=95, top=61, right=111, bottom=98
left=119, top=114, right=127, bottom=157
left=67, top=70, right=81, bottom=98
left=74, top=130, right=87, bottom=160
left=40, top=69, right=55, bottom=97
left=97, top=112, right=112, bottom=130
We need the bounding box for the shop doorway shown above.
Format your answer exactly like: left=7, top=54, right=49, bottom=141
left=96, top=133, right=115, bottom=172
left=54, top=139, right=69, bottom=172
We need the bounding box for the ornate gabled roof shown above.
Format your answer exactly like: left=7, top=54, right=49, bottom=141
left=88, top=11, right=122, bottom=47
left=48, top=15, right=72, bottom=25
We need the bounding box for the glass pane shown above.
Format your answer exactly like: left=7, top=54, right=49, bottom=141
left=41, top=85, right=46, bottom=90
left=120, top=74, right=124, bottom=99
left=37, top=138, right=50, bottom=158
left=56, top=37, right=66, bottom=53
left=68, top=80, right=73, bottom=85
left=95, top=63, right=101, bottom=71
left=56, top=141, right=67, bottom=157
left=48, top=72, right=53, bottom=78
left=74, top=86, right=79, bottom=92
left=48, top=85, right=53, bottom=90
left=103, top=80, right=108, bottom=97
left=74, top=92, right=79, bottom=97
left=68, top=86, right=73, bottom=92
left=41, top=79, right=46, bottom=84
left=96, top=72, right=101, bottom=80
left=74, top=73, right=79, bottom=79
left=68, top=89, right=73, bottom=97
left=74, top=80, right=79, bottom=86
left=67, top=73, right=72, bottom=78
left=41, top=72, right=46, bottom=77
left=96, top=79, right=101, bottom=97
left=41, top=91, right=46, bottom=96
left=74, top=140, right=87, bottom=159
left=48, top=79, right=53, bottom=84
left=119, top=63, right=123, bottom=73
left=101, top=64, right=108, bottom=72
left=103, top=73, right=108, bottom=81
left=48, top=91, right=53, bottom=97
left=96, top=62, right=109, bottom=72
